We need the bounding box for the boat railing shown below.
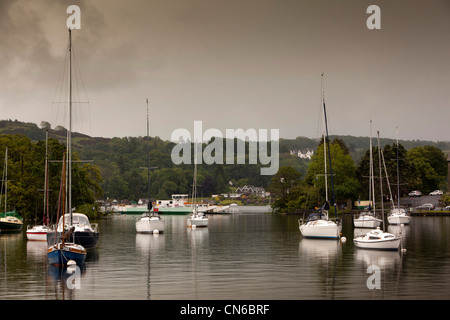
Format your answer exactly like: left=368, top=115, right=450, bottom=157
left=90, top=223, right=98, bottom=232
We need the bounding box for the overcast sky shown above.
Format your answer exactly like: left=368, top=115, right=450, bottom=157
left=1, top=0, right=449, bottom=142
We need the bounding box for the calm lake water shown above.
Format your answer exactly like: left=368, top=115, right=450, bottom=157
left=1, top=206, right=450, bottom=301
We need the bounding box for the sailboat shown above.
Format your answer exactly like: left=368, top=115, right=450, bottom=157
left=354, top=121, right=382, bottom=229
left=27, top=131, right=51, bottom=241
left=136, top=99, right=165, bottom=234
left=299, top=74, right=340, bottom=239
left=187, top=141, right=208, bottom=228
left=354, top=131, right=401, bottom=251
left=387, top=128, right=410, bottom=225
left=46, top=28, right=99, bottom=248
left=0, top=148, right=24, bottom=232
left=47, top=153, right=86, bottom=266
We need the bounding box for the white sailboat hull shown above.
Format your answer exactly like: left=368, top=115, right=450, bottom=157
left=299, top=220, right=341, bottom=239
left=26, top=225, right=50, bottom=241
left=187, top=215, right=208, bottom=228
left=136, top=216, right=165, bottom=233
left=354, top=237, right=401, bottom=250
left=387, top=213, right=410, bottom=225
left=354, top=216, right=382, bottom=228
left=353, top=228, right=401, bottom=250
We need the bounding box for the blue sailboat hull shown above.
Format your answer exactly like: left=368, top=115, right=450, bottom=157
left=47, top=243, right=86, bottom=266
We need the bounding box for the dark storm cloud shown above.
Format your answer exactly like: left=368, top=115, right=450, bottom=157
left=0, top=0, right=449, bottom=141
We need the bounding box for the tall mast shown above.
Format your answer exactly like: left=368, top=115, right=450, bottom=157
left=396, top=127, right=400, bottom=209
left=61, top=152, right=66, bottom=244
left=377, top=131, right=384, bottom=230
left=369, top=120, right=375, bottom=213
left=322, top=75, right=328, bottom=203
left=44, top=130, right=49, bottom=224
left=191, top=141, right=198, bottom=217
left=321, top=73, right=337, bottom=220
left=4, top=148, right=7, bottom=213
left=68, top=28, right=73, bottom=223
left=146, top=98, right=152, bottom=214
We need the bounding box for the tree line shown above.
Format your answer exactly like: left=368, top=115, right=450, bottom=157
left=270, top=138, right=448, bottom=213
left=0, top=134, right=102, bottom=222
left=0, top=119, right=448, bottom=218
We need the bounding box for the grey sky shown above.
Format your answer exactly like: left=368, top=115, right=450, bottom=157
left=1, top=0, right=449, bottom=142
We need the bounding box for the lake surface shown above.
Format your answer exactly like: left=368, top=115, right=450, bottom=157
left=1, top=206, right=450, bottom=301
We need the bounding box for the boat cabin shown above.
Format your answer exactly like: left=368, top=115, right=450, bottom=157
left=57, top=213, right=92, bottom=229
left=305, top=212, right=328, bottom=223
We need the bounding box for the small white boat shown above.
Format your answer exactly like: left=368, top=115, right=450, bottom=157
left=299, top=212, right=341, bottom=239
left=187, top=141, right=208, bottom=228
left=26, top=225, right=50, bottom=241
left=136, top=214, right=165, bottom=233
left=354, top=211, right=382, bottom=228
left=353, top=228, right=401, bottom=251
left=387, top=208, right=410, bottom=225
left=354, top=122, right=382, bottom=229
left=388, top=129, right=410, bottom=226
left=27, top=132, right=51, bottom=242
left=187, top=210, right=208, bottom=228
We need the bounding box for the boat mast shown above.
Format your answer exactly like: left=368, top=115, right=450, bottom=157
left=4, top=148, right=7, bottom=213
left=68, top=28, right=73, bottom=224
left=146, top=98, right=153, bottom=215
left=44, top=130, right=49, bottom=224
left=396, top=127, right=400, bottom=209
left=321, top=74, right=337, bottom=220
left=191, top=141, right=198, bottom=217
left=369, top=121, right=375, bottom=213
left=381, top=147, right=395, bottom=209
left=62, top=152, right=66, bottom=245
left=377, top=131, right=384, bottom=230
left=322, top=76, right=328, bottom=204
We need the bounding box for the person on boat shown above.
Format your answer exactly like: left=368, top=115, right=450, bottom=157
left=63, top=226, right=75, bottom=242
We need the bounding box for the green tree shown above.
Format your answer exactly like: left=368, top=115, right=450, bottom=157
left=407, top=146, right=448, bottom=193
left=306, top=140, right=359, bottom=203
left=269, top=166, right=302, bottom=213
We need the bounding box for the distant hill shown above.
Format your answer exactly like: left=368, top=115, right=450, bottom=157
left=1, top=119, right=449, bottom=162
left=0, top=119, right=110, bottom=150
left=1, top=119, right=448, bottom=201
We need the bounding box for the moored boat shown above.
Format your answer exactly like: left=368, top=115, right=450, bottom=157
left=27, top=224, right=50, bottom=241
left=353, top=228, right=401, bottom=250
left=187, top=142, right=208, bottom=228
left=136, top=214, right=165, bottom=233
left=299, top=211, right=341, bottom=239
left=0, top=211, right=23, bottom=232
left=27, top=131, right=51, bottom=241
left=387, top=208, right=410, bottom=225
left=47, top=153, right=87, bottom=267
left=47, top=241, right=86, bottom=266
left=136, top=99, right=165, bottom=234
left=0, top=148, right=23, bottom=233
left=387, top=128, right=411, bottom=225
left=47, top=213, right=99, bottom=248
left=298, top=74, right=340, bottom=240
left=45, top=28, right=99, bottom=249
left=354, top=209, right=382, bottom=229
left=187, top=210, right=208, bottom=228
